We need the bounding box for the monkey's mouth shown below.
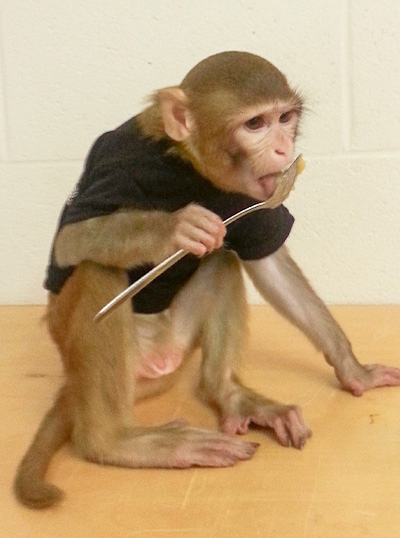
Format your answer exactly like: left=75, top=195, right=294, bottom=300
left=257, top=173, right=278, bottom=198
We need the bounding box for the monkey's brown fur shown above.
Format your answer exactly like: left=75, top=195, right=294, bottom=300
left=14, top=52, right=400, bottom=509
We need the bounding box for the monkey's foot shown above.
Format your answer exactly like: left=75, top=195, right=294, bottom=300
left=136, top=348, right=184, bottom=379
left=336, top=362, right=400, bottom=397
left=168, top=425, right=259, bottom=468
left=88, top=422, right=259, bottom=469
left=221, top=404, right=312, bottom=450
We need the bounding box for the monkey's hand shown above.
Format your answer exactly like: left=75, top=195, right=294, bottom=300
left=172, top=204, right=226, bottom=257
left=222, top=403, right=312, bottom=450
left=331, top=358, right=400, bottom=397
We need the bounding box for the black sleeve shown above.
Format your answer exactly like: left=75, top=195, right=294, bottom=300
left=225, top=205, right=294, bottom=260
left=58, top=130, right=147, bottom=227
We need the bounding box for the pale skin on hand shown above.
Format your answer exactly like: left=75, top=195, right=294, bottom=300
left=172, top=204, right=226, bottom=257
left=14, top=51, right=400, bottom=510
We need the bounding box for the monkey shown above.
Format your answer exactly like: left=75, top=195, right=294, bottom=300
left=14, top=51, right=400, bottom=510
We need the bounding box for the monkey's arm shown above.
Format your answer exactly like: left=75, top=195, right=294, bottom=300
left=243, top=245, right=400, bottom=396
left=54, top=204, right=225, bottom=269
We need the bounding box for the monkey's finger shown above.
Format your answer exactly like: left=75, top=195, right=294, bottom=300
left=343, top=364, right=400, bottom=396
left=174, top=235, right=208, bottom=257
left=189, top=439, right=259, bottom=467
left=272, top=420, right=292, bottom=447
left=365, top=363, right=400, bottom=376
left=172, top=428, right=259, bottom=468
left=180, top=204, right=225, bottom=235
left=205, top=214, right=226, bottom=239
left=187, top=226, right=224, bottom=251
left=284, top=408, right=312, bottom=450
left=187, top=215, right=226, bottom=243
left=268, top=406, right=311, bottom=449
left=175, top=227, right=223, bottom=256
left=365, top=364, right=400, bottom=387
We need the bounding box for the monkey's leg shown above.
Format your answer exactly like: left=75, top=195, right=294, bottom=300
left=53, top=262, right=257, bottom=469
left=182, top=251, right=312, bottom=449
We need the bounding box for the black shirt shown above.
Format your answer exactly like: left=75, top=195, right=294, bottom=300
left=45, top=117, right=294, bottom=313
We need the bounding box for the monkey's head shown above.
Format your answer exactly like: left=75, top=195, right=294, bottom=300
left=140, top=51, right=303, bottom=201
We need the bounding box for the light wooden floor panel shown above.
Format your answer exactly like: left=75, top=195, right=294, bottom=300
left=1, top=305, right=400, bottom=537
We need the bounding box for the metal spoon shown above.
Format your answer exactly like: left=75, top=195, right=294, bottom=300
left=94, top=154, right=303, bottom=323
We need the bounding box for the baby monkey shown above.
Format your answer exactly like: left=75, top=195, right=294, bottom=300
left=15, top=51, right=400, bottom=509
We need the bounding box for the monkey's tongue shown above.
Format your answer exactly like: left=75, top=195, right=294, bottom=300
left=258, top=174, right=277, bottom=198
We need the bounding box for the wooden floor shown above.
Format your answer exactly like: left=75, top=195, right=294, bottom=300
left=1, top=305, right=400, bottom=538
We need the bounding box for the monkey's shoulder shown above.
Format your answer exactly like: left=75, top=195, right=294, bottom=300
left=76, top=116, right=217, bottom=210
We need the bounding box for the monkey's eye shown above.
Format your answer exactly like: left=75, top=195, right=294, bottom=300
left=279, top=110, right=295, bottom=124
left=245, top=116, right=265, bottom=130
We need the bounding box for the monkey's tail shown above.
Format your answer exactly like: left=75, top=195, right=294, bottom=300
left=14, top=389, right=71, bottom=509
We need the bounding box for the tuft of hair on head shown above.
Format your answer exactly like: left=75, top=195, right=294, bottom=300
left=181, top=51, right=301, bottom=108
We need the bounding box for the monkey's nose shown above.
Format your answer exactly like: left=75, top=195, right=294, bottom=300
left=273, top=137, right=291, bottom=158
left=271, top=135, right=291, bottom=158
left=271, top=147, right=291, bottom=169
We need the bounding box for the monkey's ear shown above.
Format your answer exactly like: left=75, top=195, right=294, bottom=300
left=158, top=88, right=193, bottom=141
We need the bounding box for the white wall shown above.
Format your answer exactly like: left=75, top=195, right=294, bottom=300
left=0, top=0, right=399, bottom=305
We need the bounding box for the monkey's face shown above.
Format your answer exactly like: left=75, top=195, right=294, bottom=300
left=193, top=102, right=300, bottom=202
left=155, top=67, right=301, bottom=202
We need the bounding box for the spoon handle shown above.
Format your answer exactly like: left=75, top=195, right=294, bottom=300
left=94, top=155, right=302, bottom=323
